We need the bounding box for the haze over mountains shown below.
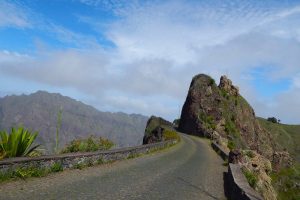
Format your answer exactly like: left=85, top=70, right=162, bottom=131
left=0, top=91, right=148, bottom=153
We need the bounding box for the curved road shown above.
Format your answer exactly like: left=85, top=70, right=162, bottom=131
left=0, top=134, right=227, bottom=200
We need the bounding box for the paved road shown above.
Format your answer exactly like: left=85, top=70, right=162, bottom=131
left=0, top=134, right=227, bottom=200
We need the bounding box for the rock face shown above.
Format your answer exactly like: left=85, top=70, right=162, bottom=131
left=178, top=74, right=293, bottom=200
left=179, top=74, right=277, bottom=160
left=142, top=116, right=173, bottom=144
left=143, top=126, right=164, bottom=144
left=219, top=75, right=239, bottom=96
left=240, top=150, right=277, bottom=200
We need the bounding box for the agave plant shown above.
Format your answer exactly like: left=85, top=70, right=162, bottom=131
left=0, top=127, right=40, bottom=159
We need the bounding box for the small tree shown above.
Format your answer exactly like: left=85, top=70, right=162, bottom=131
left=267, top=117, right=278, bottom=123
left=55, top=108, right=63, bottom=154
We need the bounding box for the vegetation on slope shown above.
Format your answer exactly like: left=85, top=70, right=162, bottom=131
left=143, top=116, right=180, bottom=144
left=61, top=136, right=114, bottom=153
left=258, top=117, right=300, bottom=162
left=271, top=164, right=300, bottom=200
left=258, top=118, right=300, bottom=200
left=144, top=116, right=173, bottom=136
left=162, top=129, right=181, bottom=142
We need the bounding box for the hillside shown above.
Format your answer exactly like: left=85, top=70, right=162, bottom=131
left=0, top=91, right=148, bottom=153
left=258, top=118, right=300, bottom=162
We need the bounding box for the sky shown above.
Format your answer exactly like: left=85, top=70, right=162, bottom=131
left=1, top=0, right=300, bottom=124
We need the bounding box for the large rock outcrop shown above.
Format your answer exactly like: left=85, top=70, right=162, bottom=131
left=179, top=74, right=296, bottom=200
left=179, top=74, right=277, bottom=160
left=178, top=74, right=294, bottom=200
left=142, top=116, right=173, bottom=144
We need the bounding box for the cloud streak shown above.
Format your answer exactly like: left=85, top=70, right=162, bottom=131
left=1, top=0, right=300, bottom=123
left=0, top=1, right=31, bottom=28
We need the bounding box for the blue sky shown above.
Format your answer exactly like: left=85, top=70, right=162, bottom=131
left=1, top=0, right=300, bottom=123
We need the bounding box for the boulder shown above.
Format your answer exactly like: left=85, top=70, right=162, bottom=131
left=143, top=126, right=164, bottom=144
left=142, top=116, right=173, bottom=145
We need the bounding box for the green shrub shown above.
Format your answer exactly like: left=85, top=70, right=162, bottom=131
left=86, top=159, right=94, bottom=167
left=0, top=170, right=14, bottom=182
left=74, top=162, right=84, bottom=170
left=50, top=162, right=63, bottom=172
left=14, top=166, right=48, bottom=179
left=61, top=136, right=114, bottom=153
left=243, top=169, right=258, bottom=188
left=0, top=127, right=40, bottom=159
left=162, top=129, right=180, bottom=141
left=97, top=157, right=104, bottom=164
left=220, top=89, right=229, bottom=98
left=267, top=117, right=279, bottom=124
left=271, top=164, right=300, bottom=200
left=198, top=112, right=216, bottom=130
left=245, top=150, right=255, bottom=158
left=225, top=120, right=239, bottom=138
left=209, top=78, right=215, bottom=86
left=128, top=153, right=139, bottom=159
left=227, top=140, right=236, bottom=150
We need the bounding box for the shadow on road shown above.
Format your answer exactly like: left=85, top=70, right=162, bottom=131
left=223, top=171, right=231, bottom=200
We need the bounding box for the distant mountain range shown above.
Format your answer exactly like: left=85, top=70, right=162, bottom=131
left=0, top=91, right=148, bottom=153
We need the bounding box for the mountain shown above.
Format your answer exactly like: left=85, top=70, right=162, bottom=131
left=0, top=91, right=148, bottom=153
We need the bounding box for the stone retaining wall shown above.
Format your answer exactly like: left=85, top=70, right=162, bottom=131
left=0, top=140, right=177, bottom=173
left=210, top=141, right=263, bottom=200
left=211, top=141, right=229, bottom=160
left=228, top=164, right=263, bottom=200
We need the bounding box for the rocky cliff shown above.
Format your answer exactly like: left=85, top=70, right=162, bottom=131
left=142, top=116, right=176, bottom=144
left=178, top=74, right=293, bottom=200
left=179, top=74, right=286, bottom=162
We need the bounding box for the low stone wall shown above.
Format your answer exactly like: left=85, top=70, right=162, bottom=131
left=211, top=141, right=229, bottom=160
left=210, top=141, right=262, bottom=200
left=0, top=140, right=177, bottom=173
left=227, top=164, right=263, bottom=200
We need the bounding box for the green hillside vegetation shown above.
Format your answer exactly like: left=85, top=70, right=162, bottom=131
left=258, top=117, right=300, bottom=200
left=61, top=136, right=114, bottom=153
left=257, top=117, right=300, bottom=162
left=271, top=164, right=300, bottom=200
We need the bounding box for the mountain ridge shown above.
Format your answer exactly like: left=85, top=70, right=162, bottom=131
left=0, top=91, right=148, bottom=153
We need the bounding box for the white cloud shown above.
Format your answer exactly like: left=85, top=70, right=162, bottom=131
left=1, top=1, right=300, bottom=122
left=0, top=1, right=31, bottom=28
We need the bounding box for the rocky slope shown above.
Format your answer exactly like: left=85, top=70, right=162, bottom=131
left=142, top=116, right=176, bottom=144
left=258, top=117, right=300, bottom=162
left=0, top=91, right=148, bottom=153
left=178, top=74, right=294, bottom=200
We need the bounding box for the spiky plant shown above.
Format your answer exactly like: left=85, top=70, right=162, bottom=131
left=0, top=127, right=40, bottom=159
